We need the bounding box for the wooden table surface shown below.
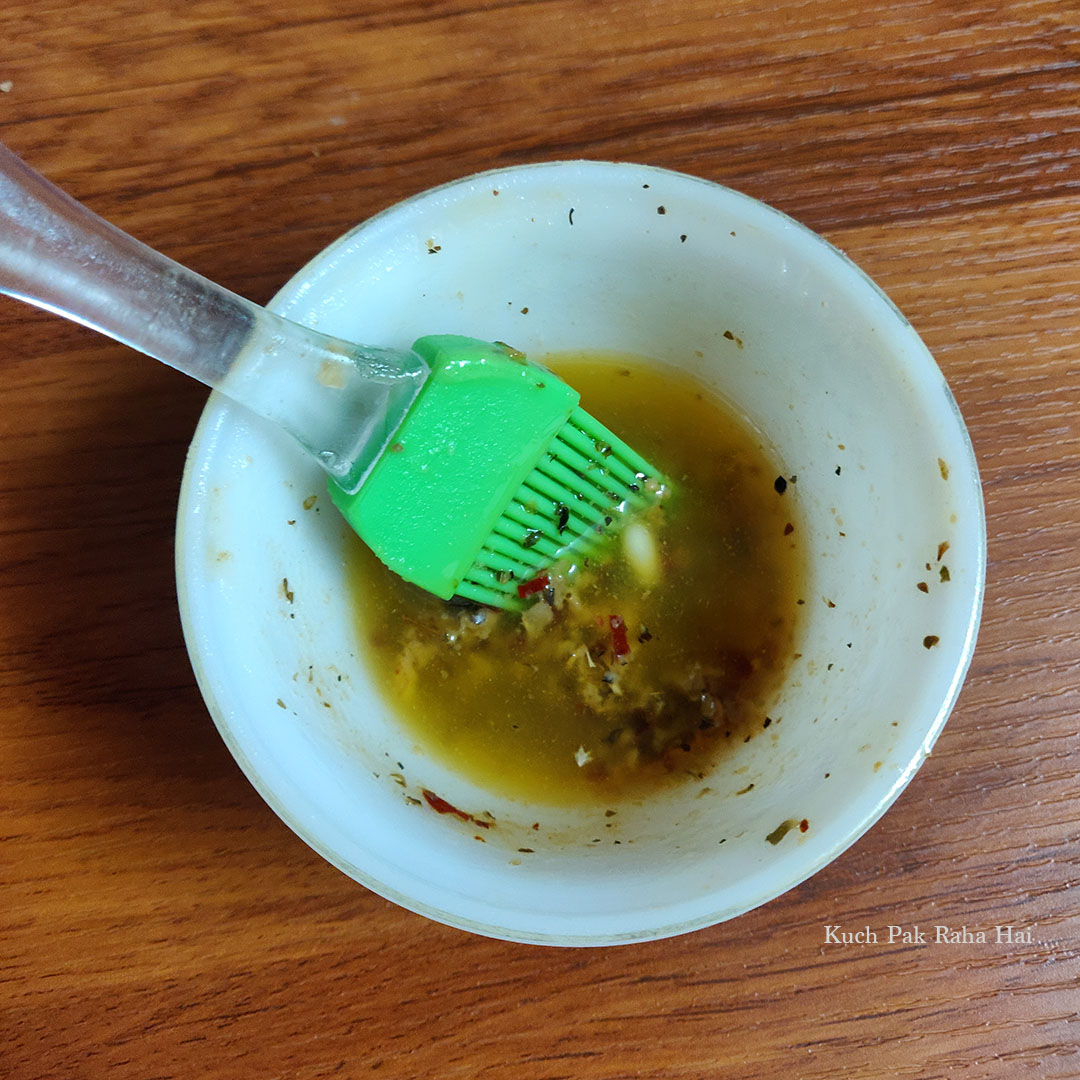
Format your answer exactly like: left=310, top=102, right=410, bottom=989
left=2, top=2, right=1078, bottom=1077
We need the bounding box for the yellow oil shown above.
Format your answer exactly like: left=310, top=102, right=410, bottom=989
left=346, top=353, right=805, bottom=807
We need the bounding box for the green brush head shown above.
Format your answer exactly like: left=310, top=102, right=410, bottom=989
left=328, top=335, right=660, bottom=609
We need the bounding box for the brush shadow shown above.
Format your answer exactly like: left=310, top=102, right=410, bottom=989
left=4, top=334, right=282, bottom=815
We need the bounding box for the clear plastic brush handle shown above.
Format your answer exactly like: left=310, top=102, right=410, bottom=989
left=0, top=142, right=427, bottom=493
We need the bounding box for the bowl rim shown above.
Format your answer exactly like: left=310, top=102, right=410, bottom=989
left=176, top=159, right=987, bottom=945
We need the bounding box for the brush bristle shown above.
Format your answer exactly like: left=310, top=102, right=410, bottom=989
left=455, top=406, right=662, bottom=609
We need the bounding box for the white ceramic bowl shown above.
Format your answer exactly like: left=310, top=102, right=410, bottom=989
left=176, top=161, right=985, bottom=945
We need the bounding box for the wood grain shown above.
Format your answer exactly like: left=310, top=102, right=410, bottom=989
left=1, top=1, right=1078, bottom=1077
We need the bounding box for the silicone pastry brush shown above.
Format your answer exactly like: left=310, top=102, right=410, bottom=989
left=330, top=334, right=661, bottom=609
left=0, top=144, right=662, bottom=611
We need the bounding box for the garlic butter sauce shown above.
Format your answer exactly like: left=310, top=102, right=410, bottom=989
left=346, top=353, right=805, bottom=807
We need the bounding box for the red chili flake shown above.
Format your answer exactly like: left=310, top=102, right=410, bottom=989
left=517, top=573, right=549, bottom=599
left=422, top=789, right=470, bottom=822
left=799, top=818, right=810, bottom=833
left=421, top=789, right=493, bottom=829
left=609, top=615, right=631, bottom=656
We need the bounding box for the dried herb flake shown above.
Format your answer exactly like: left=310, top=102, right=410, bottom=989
left=766, top=819, right=801, bottom=845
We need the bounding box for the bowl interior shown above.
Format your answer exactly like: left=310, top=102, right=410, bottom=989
left=177, top=161, right=985, bottom=944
